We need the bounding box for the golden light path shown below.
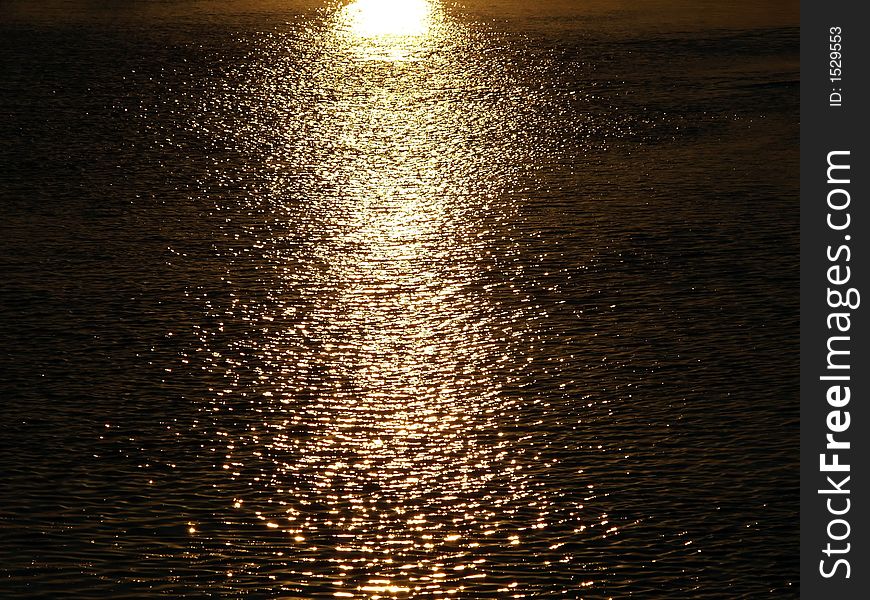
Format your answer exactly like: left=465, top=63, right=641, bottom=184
left=193, top=0, right=597, bottom=596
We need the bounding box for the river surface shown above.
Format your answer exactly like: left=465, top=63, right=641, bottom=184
left=1, top=1, right=798, bottom=597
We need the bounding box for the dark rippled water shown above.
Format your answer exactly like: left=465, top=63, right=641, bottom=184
left=1, top=1, right=798, bottom=597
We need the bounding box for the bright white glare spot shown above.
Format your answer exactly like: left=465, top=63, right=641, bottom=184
left=343, top=0, right=432, bottom=37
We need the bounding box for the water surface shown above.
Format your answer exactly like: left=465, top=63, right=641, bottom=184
left=1, top=1, right=798, bottom=597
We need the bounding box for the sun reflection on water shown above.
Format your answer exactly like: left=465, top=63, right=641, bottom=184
left=189, top=1, right=602, bottom=596
left=341, top=0, right=434, bottom=38
left=333, top=0, right=442, bottom=61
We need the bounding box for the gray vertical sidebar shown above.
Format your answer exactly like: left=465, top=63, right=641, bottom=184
left=801, top=1, right=868, bottom=597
